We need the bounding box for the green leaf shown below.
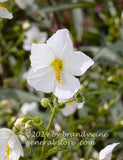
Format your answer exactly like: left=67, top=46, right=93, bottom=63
left=72, top=0, right=84, bottom=42
left=69, top=116, right=95, bottom=125
left=0, top=88, right=41, bottom=102
left=108, top=41, right=123, bottom=53
left=38, top=1, right=97, bottom=13
left=19, top=157, right=31, bottom=160
left=94, top=47, right=123, bottom=66
left=33, top=117, right=46, bottom=132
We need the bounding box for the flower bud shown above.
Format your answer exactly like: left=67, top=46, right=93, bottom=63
left=14, top=118, right=25, bottom=127
left=25, top=120, right=32, bottom=129
left=0, top=99, right=11, bottom=107
left=41, top=98, right=50, bottom=108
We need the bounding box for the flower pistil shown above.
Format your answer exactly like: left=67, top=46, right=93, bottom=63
left=33, top=39, right=37, bottom=43
left=4, top=145, right=10, bottom=160
left=51, top=58, right=63, bottom=85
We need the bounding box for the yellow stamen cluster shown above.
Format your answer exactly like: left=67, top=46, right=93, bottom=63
left=33, top=39, right=37, bottom=43
left=0, top=2, right=3, bottom=7
left=0, top=2, right=7, bottom=11
left=51, top=58, right=63, bottom=85
left=0, top=2, right=3, bottom=8
left=4, top=145, right=10, bottom=160
left=68, top=99, right=72, bottom=108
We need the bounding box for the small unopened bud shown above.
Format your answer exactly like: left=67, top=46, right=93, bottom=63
left=0, top=99, right=11, bottom=107
left=41, top=98, right=50, bottom=108
left=11, top=116, right=16, bottom=123
left=120, top=120, right=123, bottom=126
left=54, top=123, right=61, bottom=132
left=25, top=120, right=32, bottom=129
left=22, top=20, right=30, bottom=30
left=104, top=103, right=109, bottom=110
left=25, top=123, right=31, bottom=129
left=14, top=118, right=25, bottom=127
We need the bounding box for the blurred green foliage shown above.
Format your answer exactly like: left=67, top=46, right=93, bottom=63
left=0, top=0, right=123, bottom=159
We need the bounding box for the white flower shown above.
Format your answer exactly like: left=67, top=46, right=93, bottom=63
left=15, top=0, right=34, bottom=10
left=23, top=26, right=48, bottom=51
left=99, top=143, right=119, bottom=160
left=0, top=128, right=24, bottom=160
left=20, top=102, right=39, bottom=114
left=60, top=99, right=84, bottom=117
left=0, top=0, right=13, bottom=19
left=27, top=29, right=94, bottom=99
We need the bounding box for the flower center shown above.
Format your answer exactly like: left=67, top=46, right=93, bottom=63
left=32, top=39, right=37, bottom=43
left=51, top=58, right=63, bottom=85
left=0, top=2, right=3, bottom=7
left=4, top=145, right=10, bottom=160
left=0, top=2, right=7, bottom=11
left=0, top=2, right=4, bottom=8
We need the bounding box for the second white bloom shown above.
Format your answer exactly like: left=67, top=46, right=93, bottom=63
left=0, top=0, right=13, bottom=19
left=0, top=128, right=24, bottom=160
left=27, top=29, right=94, bottom=99
left=99, top=143, right=119, bottom=160
left=23, top=26, right=48, bottom=51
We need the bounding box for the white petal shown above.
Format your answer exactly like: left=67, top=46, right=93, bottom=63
left=53, top=71, right=80, bottom=99
left=0, top=128, right=12, bottom=138
left=62, top=101, right=78, bottom=117
left=23, top=41, right=32, bottom=51
left=99, top=143, right=120, bottom=160
left=21, top=102, right=39, bottom=114
left=25, top=26, right=40, bottom=38
left=77, top=101, right=84, bottom=109
left=9, top=135, right=24, bottom=158
left=27, top=67, right=55, bottom=93
left=64, top=51, right=94, bottom=76
left=38, top=32, right=48, bottom=43
left=23, top=27, right=48, bottom=51
left=8, top=132, right=24, bottom=159
left=0, top=139, right=8, bottom=160
left=47, top=29, right=73, bottom=59
left=0, top=128, right=24, bottom=160
left=30, top=43, right=55, bottom=71
left=0, top=6, right=13, bottom=19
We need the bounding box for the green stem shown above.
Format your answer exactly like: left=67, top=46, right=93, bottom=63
left=29, top=142, right=34, bottom=160
left=40, top=97, right=58, bottom=160
left=24, top=134, right=34, bottom=160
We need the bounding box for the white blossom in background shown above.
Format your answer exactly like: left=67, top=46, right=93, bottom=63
left=15, top=0, right=34, bottom=10
left=27, top=29, right=94, bottom=99
left=23, top=26, right=48, bottom=51
left=20, top=102, right=39, bottom=115
left=59, top=99, right=84, bottom=117
left=0, top=128, right=24, bottom=160
left=99, top=143, right=119, bottom=160
left=0, top=0, right=13, bottom=19
left=52, top=157, right=58, bottom=160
